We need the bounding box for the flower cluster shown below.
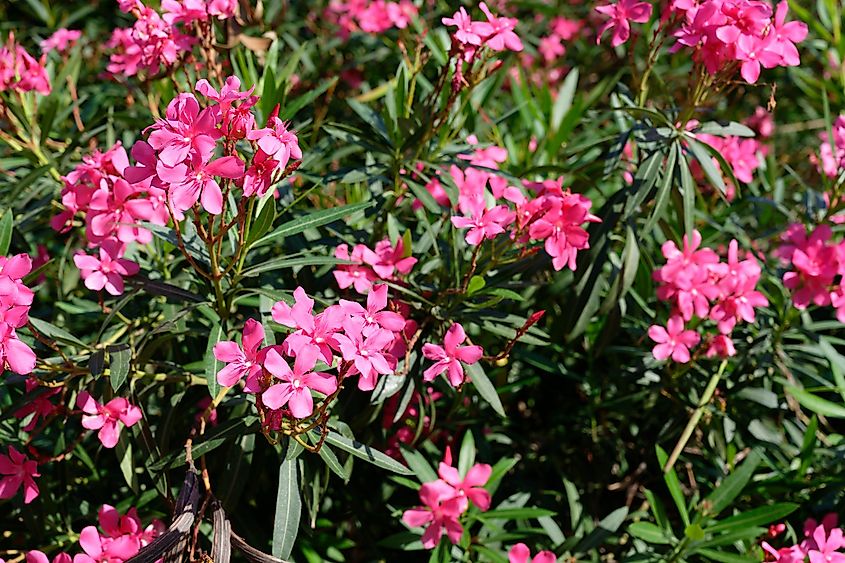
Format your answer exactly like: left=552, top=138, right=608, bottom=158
left=214, top=284, right=407, bottom=423
left=55, top=143, right=147, bottom=296
left=446, top=146, right=599, bottom=271
left=648, top=230, right=768, bottom=362
left=763, top=513, right=845, bottom=562
left=77, top=391, right=143, bottom=449
left=401, top=451, right=492, bottom=549
left=776, top=224, right=845, bottom=320
left=0, top=445, right=40, bottom=504
left=40, top=28, right=81, bottom=55
left=137, top=77, right=299, bottom=213
left=0, top=33, right=51, bottom=95
left=0, top=254, right=37, bottom=375
left=442, top=2, right=523, bottom=57
left=333, top=237, right=417, bottom=294
left=595, top=0, right=653, bottom=48
left=670, top=0, right=808, bottom=84
left=27, top=504, right=162, bottom=563
left=322, top=0, right=417, bottom=37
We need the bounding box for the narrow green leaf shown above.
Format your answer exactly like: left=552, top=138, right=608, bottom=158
left=465, top=362, right=505, bottom=417
left=785, top=385, right=845, bottom=418
left=272, top=457, right=301, bottom=560
left=324, top=430, right=414, bottom=475
left=0, top=210, right=13, bottom=256
left=705, top=503, right=798, bottom=534
left=628, top=522, right=671, bottom=544
left=703, top=449, right=762, bottom=516
left=29, top=317, right=88, bottom=349
left=205, top=322, right=224, bottom=398
left=477, top=507, right=556, bottom=520
left=656, top=445, right=689, bottom=526
left=253, top=201, right=375, bottom=248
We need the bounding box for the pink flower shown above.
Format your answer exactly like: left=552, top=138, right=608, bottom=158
left=735, top=34, right=781, bottom=84
left=0, top=446, right=39, bottom=504
left=158, top=151, right=245, bottom=215
left=247, top=115, right=302, bottom=172
left=508, top=544, right=556, bottom=563
left=15, top=380, right=60, bottom=432
left=474, top=2, right=523, bottom=52
left=452, top=205, right=513, bottom=245
left=648, top=316, right=701, bottom=363
left=0, top=322, right=36, bottom=375
left=807, top=525, right=845, bottom=563
left=148, top=93, right=220, bottom=167
left=40, top=29, right=82, bottom=54
left=272, top=287, right=341, bottom=366
left=442, top=7, right=483, bottom=45
left=437, top=459, right=492, bottom=511
left=74, top=240, right=140, bottom=296
left=77, top=391, right=143, bottom=449
left=262, top=347, right=337, bottom=418
left=705, top=334, right=737, bottom=358
left=369, top=238, right=417, bottom=279
left=333, top=243, right=379, bottom=294
left=422, top=323, right=483, bottom=386
left=214, top=318, right=265, bottom=387
left=595, top=0, right=653, bottom=47
left=27, top=552, right=71, bottom=563
left=769, top=1, right=808, bottom=66
left=0, top=35, right=52, bottom=95
left=334, top=317, right=395, bottom=390
left=339, top=284, right=406, bottom=334
left=402, top=480, right=465, bottom=549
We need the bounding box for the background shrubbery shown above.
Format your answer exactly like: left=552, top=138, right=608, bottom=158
left=2, top=0, right=845, bottom=562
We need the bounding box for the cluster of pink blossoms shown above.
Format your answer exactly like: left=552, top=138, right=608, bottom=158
left=333, top=237, right=417, bottom=294
left=422, top=323, right=483, bottom=387
left=0, top=33, right=51, bottom=95
left=57, top=76, right=301, bottom=295
left=322, top=0, right=417, bottom=37
left=55, top=143, right=146, bottom=296
left=0, top=254, right=37, bottom=375
left=214, top=284, right=410, bottom=423
left=596, top=0, right=653, bottom=47
left=776, top=224, right=845, bottom=319
left=26, top=504, right=162, bottom=563
left=648, top=230, right=768, bottom=362
left=669, top=0, right=808, bottom=83
left=40, top=28, right=82, bottom=55
left=107, top=0, right=235, bottom=77
left=763, top=513, right=845, bottom=562
left=438, top=140, right=599, bottom=271
left=402, top=450, right=492, bottom=549
left=442, top=3, right=523, bottom=53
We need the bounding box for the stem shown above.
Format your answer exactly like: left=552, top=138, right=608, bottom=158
left=663, top=359, right=728, bottom=474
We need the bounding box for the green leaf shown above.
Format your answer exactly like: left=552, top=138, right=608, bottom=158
left=702, top=449, right=762, bottom=516
left=279, top=77, right=338, bottom=121
left=575, top=506, right=629, bottom=553
left=685, top=523, right=705, bottom=541
left=458, top=431, right=476, bottom=476
left=401, top=446, right=438, bottom=483
left=108, top=344, right=131, bottom=392
left=628, top=522, right=671, bottom=544
left=241, top=255, right=348, bottom=277
left=272, top=457, right=301, bottom=560
left=551, top=68, right=579, bottom=132
left=253, top=201, right=375, bottom=248
left=324, top=430, right=414, bottom=475
left=692, top=549, right=757, bottom=563
left=785, top=385, right=845, bottom=418
left=465, top=362, right=505, bottom=417
left=477, top=507, right=556, bottom=520
left=696, top=121, right=755, bottom=137
left=687, top=137, right=727, bottom=195
left=29, top=317, right=89, bottom=349
left=149, top=416, right=258, bottom=471
left=467, top=276, right=486, bottom=296
left=317, top=444, right=347, bottom=481
left=705, top=503, right=798, bottom=534
left=678, top=149, right=696, bottom=238
left=205, top=321, right=224, bottom=398
left=819, top=338, right=845, bottom=402
left=0, top=210, right=13, bottom=256
left=245, top=199, right=276, bottom=247
left=656, top=445, right=689, bottom=526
